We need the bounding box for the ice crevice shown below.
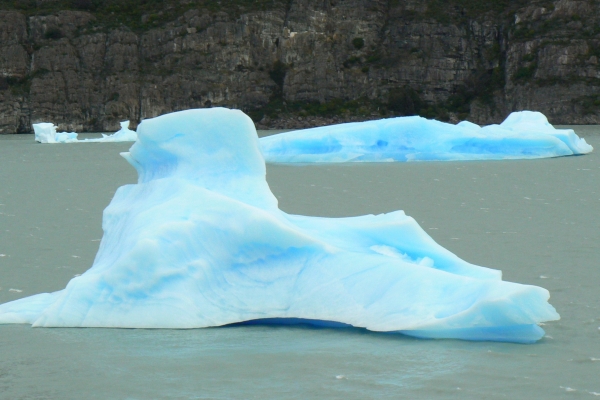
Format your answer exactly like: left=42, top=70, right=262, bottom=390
left=2, top=108, right=560, bottom=343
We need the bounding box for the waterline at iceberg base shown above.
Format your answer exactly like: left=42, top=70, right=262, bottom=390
left=259, top=111, right=593, bottom=163
left=0, top=108, right=559, bottom=343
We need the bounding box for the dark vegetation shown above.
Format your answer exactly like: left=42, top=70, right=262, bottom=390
left=1, top=0, right=288, bottom=31
left=423, top=0, right=532, bottom=24
left=512, top=64, right=537, bottom=81
left=574, top=94, right=600, bottom=115
left=246, top=97, right=385, bottom=123
left=352, top=37, right=364, bottom=50
left=4, top=75, right=34, bottom=97
left=44, top=26, right=63, bottom=39
left=247, top=65, right=506, bottom=124
left=384, top=64, right=506, bottom=121
left=268, top=61, right=288, bottom=95
left=1, top=0, right=538, bottom=32
left=384, top=67, right=505, bottom=122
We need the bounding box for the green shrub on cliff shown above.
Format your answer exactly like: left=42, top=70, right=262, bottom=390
left=352, top=38, right=364, bottom=50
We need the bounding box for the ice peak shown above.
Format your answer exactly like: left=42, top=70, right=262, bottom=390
left=124, top=107, right=278, bottom=210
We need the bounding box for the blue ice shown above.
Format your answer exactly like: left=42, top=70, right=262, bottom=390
left=259, top=111, right=593, bottom=163
left=1, top=108, right=559, bottom=343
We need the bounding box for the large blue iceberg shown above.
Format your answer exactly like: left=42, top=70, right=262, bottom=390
left=259, top=111, right=593, bottom=163
left=0, top=108, right=560, bottom=343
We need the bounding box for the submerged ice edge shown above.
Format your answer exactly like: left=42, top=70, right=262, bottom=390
left=4, top=108, right=560, bottom=343
left=259, top=111, right=593, bottom=163
left=234, top=318, right=547, bottom=343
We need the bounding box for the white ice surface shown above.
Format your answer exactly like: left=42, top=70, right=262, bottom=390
left=259, top=111, right=593, bottom=163
left=33, top=123, right=78, bottom=143
left=4, top=108, right=560, bottom=343
left=33, top=121, right=137, bottom=143
left=82, top=121, right=138, bottom=142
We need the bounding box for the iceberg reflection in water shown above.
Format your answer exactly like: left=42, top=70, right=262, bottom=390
left=1, top=108, right=559, bottom=343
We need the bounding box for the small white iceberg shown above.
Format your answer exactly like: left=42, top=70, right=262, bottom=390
left=33, top=123, right=78, bottom=143
left=82, top=121, right=137, bottom=143
left=33, top=121, right=137, bottom=143
left=259, top=111, right=593, bottom=163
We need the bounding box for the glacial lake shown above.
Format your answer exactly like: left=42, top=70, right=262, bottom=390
left=0, top=127, right=599, bottom=399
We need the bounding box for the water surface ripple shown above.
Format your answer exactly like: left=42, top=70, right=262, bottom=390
left=0, top=129, right=599, bottom=399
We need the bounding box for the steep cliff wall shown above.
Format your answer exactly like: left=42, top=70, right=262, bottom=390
left=1, top=0, right=599, bottom=133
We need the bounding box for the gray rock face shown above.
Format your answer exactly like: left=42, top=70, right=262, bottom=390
left=1, top=0, right=600, bottom=133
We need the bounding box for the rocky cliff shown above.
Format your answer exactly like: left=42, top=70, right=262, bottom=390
left=1, top=0, right=599, bottom=133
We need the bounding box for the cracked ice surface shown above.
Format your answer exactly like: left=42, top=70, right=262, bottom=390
left=259, top=111, right=593, bottom=163
left=2, top=108, right=559, bottom=343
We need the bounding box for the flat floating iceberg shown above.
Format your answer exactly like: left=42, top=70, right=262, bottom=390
left=2, top=108, right=560, bottom=343
left=82, top=120, right=137, bottom=143
left=259, top=111, right=593, bottom=163
left=33, top=121, right=137, bottom=143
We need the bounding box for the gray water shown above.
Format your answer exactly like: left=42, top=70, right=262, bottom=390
left=0, top=129, right=599, bottom=399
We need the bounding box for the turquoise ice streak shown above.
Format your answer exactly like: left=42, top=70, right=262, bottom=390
left=0, top=108, right=559, bottom=342
left=259, top=111, right=593, bottom=163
